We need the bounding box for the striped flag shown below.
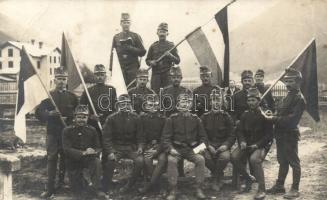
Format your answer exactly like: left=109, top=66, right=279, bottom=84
left=14, top=46, right=48, bottom=142
left=186, top=4, right=231, bottom=87
left=108, top=49, right=128, bottom=96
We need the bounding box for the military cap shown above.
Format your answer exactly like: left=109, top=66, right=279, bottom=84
left=54, top=66, right=68, bottom=77
left=94, top=64, right=106, bottom=74
left=158, top=22, right=168, bottom=31
left=199, top=65, right=211, bottom=75
left=117, top=94, right=131, bottom=103
left=241, top=70, right=253, bottom=80
left=136, top=68, right=148, bottom=77
left=170, top=66, right=182, bottom=76
left=282, top=68, right=302, bottom=80
left=247, top=87, right=261, bottom=99
left=255, top=69, right=265, bottom=77
left=74, top=104, right=89, bottom=115
left=121, top=13, right=130, bottom=22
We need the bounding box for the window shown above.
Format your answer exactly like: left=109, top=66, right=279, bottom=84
left=8, top=49, right=13, bottom=57
left=37, top=61, right=41, bottom=69
left=0, top=62, right=2, bottom=69
left=50, top=68, right=52, bottom=75
left=49, top=56, right=52, bottom=63
left=54, top=56, right=56, bottom=63
left=8, top=61, right=13, bottom=68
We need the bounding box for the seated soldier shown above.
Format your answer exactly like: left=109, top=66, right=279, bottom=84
left=231, top=88, right=273, bottom=200
left=162, top=93, right=208, bottom=200
left=62, top=105, right=105, bottom=199
left=201, top=88, right=235, bottom=191
left=139, top=95, right=167, bottom=194
left=102, top=94, right=144, bottom=193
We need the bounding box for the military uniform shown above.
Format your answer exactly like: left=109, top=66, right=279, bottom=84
left=35, top=69, right=78, bottom=195
left=146, top=23, right=180, bottom=93
left=255, top=69, right=275, bottom=112
left=201, top=110, right=235, bottom=182
left=110, top=13, right=146, bottom=87
left=102, top=95, right=144, bottom=191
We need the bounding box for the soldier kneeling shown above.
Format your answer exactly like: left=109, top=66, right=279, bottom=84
left=62, top=105, right=105, bottom=199
left=231, top=88, right=273, bottom=200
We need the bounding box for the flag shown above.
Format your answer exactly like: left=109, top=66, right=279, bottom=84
left=185, top=4, right=230, bottom=87
left=14, top=46, right=48, bottom=142
left=289, top=39, right=320, bottom=122
left=60, top=33, right=81, bottom=90
left=108, top=49, right=128, bottom=96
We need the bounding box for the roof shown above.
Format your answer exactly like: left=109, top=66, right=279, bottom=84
left=0, top=41, right=60, bottom=58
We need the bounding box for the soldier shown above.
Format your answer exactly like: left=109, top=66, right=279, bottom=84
left=110, top=13, right=146, bottom=87
left=80, top=64, right=117, bottom=136
left=225, top=79, right=240, bottom=114
left=201, top=89, right=235, bottom=191
left=265, top=69, right=305, bottom=199
left=254, top=69, right=275, bottom=112
left=231, top=88, right=273, bottom=199
left=102, top=94, right=144, bottom=192
left=128, top=68, right=155, bottom=114
left=36, top=67, right=78, bottom=198
left=193, top=66, right=219, bottom=117
left=62, top=105, right=106, bottom=199
left=146, top=22, right=180, bottom=93
left=162, top=93, right=208, bottom=200
left=139, top=95, right=167, bottom=194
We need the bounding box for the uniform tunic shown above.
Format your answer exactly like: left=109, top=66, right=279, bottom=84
left=128, top=86, right=155, bottom=114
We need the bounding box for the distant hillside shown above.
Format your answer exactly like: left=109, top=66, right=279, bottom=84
left=0, top=31, right=13, bottom=45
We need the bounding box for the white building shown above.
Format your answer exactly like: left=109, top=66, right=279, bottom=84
left=0, top=39, right=61, bottom=90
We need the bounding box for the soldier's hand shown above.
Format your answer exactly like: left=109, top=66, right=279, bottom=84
left=170, top=148, right=179, bottom=156
left=164, top=51, right=174, bottom=59
left=240, top=142, right=247, bottom=150
left=86, top=148, right=96, bottom=155
left=217, top=145, right=228, bottom=153
left=137, top=147, right=143, bottom=155
left=48, top=110, right=60, bottom=116
left=108, top=153, right=116, bottom=161
left=248, top=144, right=258, bottom=151
left=149, top=60, right=157, bottom=67
left=208, top=145, right=216, bottom=155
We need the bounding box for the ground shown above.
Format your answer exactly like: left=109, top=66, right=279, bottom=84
left=2, top=110, right=326, bottom=200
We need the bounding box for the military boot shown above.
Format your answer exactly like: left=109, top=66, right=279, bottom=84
left=266, top=182, right=286, bottom=194
left=195, top=188, right=206, bottom=199
left=254, top=190, right=266, bottom=200
left=40, top=191, right=54, bottom=199
left=242, top=174, right=255, bottom=193
left=166, top=187, right=177, bottom=200
left=283, top=188, right=300, bottom=199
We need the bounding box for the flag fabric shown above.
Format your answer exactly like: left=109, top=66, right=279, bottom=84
left=61, top=33, right=81, bottom=91
left=185, top=4, right=230, bottom=87
left=289, top=39, right=320, bottom=122
left=14, top=46, right=48, bottom=142
left=108, top=49, right=128, bottom=96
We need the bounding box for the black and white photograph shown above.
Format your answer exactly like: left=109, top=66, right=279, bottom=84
left=0, top=0, right=326, bottom=199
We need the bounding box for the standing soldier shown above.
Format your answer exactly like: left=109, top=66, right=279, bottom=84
left=62, top=105, right=106, bottom=199
left=254, top=69, right=275, bottom=112
left=36, top=67, right=78, bottom=198
left=110, top=13, right=146, bottom=87
left=146, top=22, right=180, bottom=93
left=102, top=94, right=144, bottom=193
left=162, top=93, right=208, bottom=200
left=201, top=89, right=235, bottom=191
left=128, top=69, right=155, bottom=114
left=193, top=66, right=218, bottom=116
left=225, top=79, right=240, bottom=114
left=139, top=95, right=167, bottom=194
left=265, top=69, right=305, bottom=199
left=231, top=88, right=273, bottom=199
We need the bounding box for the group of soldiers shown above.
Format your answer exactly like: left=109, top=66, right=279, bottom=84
left=35, top=12, right=305, bottom=200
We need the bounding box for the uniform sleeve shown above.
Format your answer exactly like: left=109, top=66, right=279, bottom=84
left=111, top=88, right=117, bottom=112
left=170, top=45, right=180, bottom=64
left=91, top=128, right=102, bottom=154
left=257, top=119, right=273, bottom=148
left=136, top=116, right=145, bottom=147
left=79, top=90, right=88, bottom=105
left=236, top=114, right=246, bottom=144
left=222, top=113, right=236, bottom=148
left=128, top=33, right=146, bottom=57
left=145, top=44, right=154, bottom=66
left=161, top=118, right=173, bottom=152
left=102, top=117, right=114, bottom=154
left=35, top=98, right=51, bottom=123
left=197, top=117, right=208, bottom=146
left=62, top=128, right=84, bottom=160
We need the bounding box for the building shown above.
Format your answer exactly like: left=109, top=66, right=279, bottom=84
left=0, top=40, right=61, bottom=117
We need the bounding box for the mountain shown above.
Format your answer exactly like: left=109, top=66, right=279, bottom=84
left=0, top=31, right=13, bottom=45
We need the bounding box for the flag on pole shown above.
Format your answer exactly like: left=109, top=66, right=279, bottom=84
left=61, top=33, right=81, bottom=91
left=289, top=39, right=319, bottom=122
left=185, top=4, right=231, bottom=87
left=109, top=49, right=128, bottom=96
left=14, top=46, right=48, bottom=142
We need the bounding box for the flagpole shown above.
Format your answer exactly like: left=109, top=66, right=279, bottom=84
left=23, top=47, right=67, bottom=127
left=260, top=38, right=316, bottom=101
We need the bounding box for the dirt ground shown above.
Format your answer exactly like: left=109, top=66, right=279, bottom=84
left=8, top=111, right=327, bottom=200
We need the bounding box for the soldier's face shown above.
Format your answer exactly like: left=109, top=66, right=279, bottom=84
left=157, top=30, right=168, bottom=40
left=177, top=99, right=192, bottom=112
left=255, top=75, right=264, bottom=84
left=284, top=78, right=299, bottom=90
left=137, top=77, right=148, bottom=88
left=229, top=80, right=235, bottom=88
left=211, top=98, right=223, bottom=111
left=200, top=74, right=211, bottom=85
left=75, top=114, right=88, bottom=126
left=121, top=21, right=131, bottom=31
left=171, top=75, right=182, bottom=86
left=95, top=73, right=107, bottom=84
left=118, top=102, right=132, bottom=112
left=247, top=97, right=259, bottom=109
left=55, top=77, right=67, bottom=90
left=242, top=78, right=254, bottom=90
left=145, top=102, right=159, bottom=113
